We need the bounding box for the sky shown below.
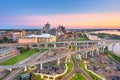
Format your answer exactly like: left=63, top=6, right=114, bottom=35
left=0, top=0, right=120, bottom=29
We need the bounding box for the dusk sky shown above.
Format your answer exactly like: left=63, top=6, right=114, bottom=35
left=0, top=0, right=120, bottom=29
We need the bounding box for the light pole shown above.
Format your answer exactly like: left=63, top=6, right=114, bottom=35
left=75, top=35, right=78, bottom=53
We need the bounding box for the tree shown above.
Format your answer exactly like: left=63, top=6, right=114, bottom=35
left=3, top=36, right=9, bottom=42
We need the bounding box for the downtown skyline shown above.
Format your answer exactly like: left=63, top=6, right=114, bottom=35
left=0, top=0, right=120, bottom=29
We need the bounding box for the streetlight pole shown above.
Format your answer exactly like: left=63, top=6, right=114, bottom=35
left=75, top=35, right=78, bottom=53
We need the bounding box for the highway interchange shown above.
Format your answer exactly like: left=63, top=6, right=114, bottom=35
left=0, top=40, right=120, bottom=80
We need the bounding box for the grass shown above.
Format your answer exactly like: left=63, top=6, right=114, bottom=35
left=73, top=54, right=80, bottom=62
left=79, top=37, right=89, bottom=41
left=0, top=48, right=39, bottom=65
left=73, top=53, right=102, bottom=80
left=79, top=61, right=102, bottom=80
left=55, top=58, right=74, bottom=80
left=36, top=75, right=42, bottom=80
left=105, top=50, right=120, bottom=62
left=64, top=60, right=73, bottom=76
left=70, top=73, right=86, bottom=80
left=79, top=34, right=89, bottom=41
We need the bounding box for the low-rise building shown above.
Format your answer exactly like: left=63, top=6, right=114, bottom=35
left=18, top=38, right=37, bottom=43
left=12, top=30, right=26, bottom=41
left=18, top=34, right=56, bottom=44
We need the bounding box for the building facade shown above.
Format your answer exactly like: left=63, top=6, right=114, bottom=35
left=18, top=34, right=56, bottom=44
left=43, top=23, right=51, bottom=33
left=12, top=30, right=26, bottom=41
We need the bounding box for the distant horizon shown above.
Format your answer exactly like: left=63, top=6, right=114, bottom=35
left=0, top=0, right=120, bottom=29
left=0, top=25, right=120, bottom=30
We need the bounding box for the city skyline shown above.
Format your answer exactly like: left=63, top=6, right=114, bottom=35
left=0, top=0, right=120, bottom=29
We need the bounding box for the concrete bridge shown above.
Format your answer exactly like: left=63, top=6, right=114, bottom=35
left=0, top=40, right=119, bottom=70
left=0, top=40, right=118, bottom=48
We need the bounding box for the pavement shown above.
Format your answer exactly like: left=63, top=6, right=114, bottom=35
left=0, top=53, right=18, bottom=63
left=3, top=68, right=24, bottom=80
left=0, top=43, right=113, bottom=69
left=2, top=50, right=47, bottom=80
left=62, top=55, right=92, bottom=80
left=88, top=53, right=120, bottom=80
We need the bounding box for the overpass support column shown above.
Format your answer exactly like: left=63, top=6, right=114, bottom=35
left=96, top=49, right=99, bottom=55
left=40, top=63, right=43, bottom=70
left=87, top=42, right=89, bottom=48
left=75, top=43, right=77, bottom=53
left=85, top=52, right=88, bottom=59
left=54, top=43, right=56, bottom=48
left=68, top=55, right=71, bottom=62
left=99, top=48, right=102, bottom=53
left=112, top=44, right=115, bottom=52
left=63, top=43, right=66, bottom=47
left=45, top=43, right=48, bottom=49
left=102, top=47, right=105, bottom=53
left=58, top=58, right=60, bottom=65
left=82, top=52, right=85, bottom=58
left=24, top=66, right=27, bottom=71
left=37, top=44, right=39, bottom=48
left=90, top=51, right=92, bottom=56
left=76, top=54, right=81, bottom=61
left=97, top=50, right=99, bottom=55
left=29, top=44, right=32, bottom=48
left=91, top=51, right=94, bottom=57
left=8, top=69, right=12, bottom=71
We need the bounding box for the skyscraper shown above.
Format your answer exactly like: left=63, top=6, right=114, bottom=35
left=43, top=23, right=51, bottom=33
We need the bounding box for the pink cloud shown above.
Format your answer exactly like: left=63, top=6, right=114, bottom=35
left=1, top=13, right=120, bottom=29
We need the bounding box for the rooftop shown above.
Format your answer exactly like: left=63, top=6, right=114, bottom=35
left=26, top=34, right=54, bottom=38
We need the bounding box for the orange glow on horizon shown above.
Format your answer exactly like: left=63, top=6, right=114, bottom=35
left=2, top=13, right=120, bottom=29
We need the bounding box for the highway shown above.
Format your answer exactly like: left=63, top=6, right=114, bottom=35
left=0, top=40, right=119, bottom=48
left=3, top=68, right=24, bottom=80
left=0, top=41, right=118, bottom=69
left=2, top=50, right=48, bottom=80
left=0, top=40, right=120, bottom=80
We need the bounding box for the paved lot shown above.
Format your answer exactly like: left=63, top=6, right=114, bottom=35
left=88, top=53, right=120, bottom=80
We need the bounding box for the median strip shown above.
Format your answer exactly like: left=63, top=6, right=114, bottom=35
left=85, top=64, right=105, bottom=80
left=0, top=48, right=39, bottom=65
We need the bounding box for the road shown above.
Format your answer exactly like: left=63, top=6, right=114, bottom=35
left=0, top=40, right=118, bottom=48
left=62, top=55, right=92, bottom=80
left=0, top=42, right=117, bottom=69
left=2, top=50, right=48, bottom=80
left=3, top=68, right=24, bottom=80
left=0, top=53, right=18, bottom=63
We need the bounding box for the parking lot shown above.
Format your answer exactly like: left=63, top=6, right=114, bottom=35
left=32, top=49, right=68, bottom=75
left=87, top=53, right=120, bottom=80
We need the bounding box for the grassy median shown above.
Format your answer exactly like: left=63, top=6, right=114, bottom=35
left=105, top=50, right=120, bottom=62
left=0, top=48, right=39, bottom=65
left=70, top=73, right=86, bottom=80
left=79, top=61, right=102, bottom=80
left=55, top=58, right=74, bottom=80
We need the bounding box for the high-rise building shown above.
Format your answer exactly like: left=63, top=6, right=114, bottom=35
left=48, top=28, right=57, bottom=36
left=57, top=26, right=66, bottom=33
left=43, top=23, right=51, bottom=33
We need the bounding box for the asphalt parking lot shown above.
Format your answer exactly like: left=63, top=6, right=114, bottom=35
left=87, top=53, right=120, bottom=80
